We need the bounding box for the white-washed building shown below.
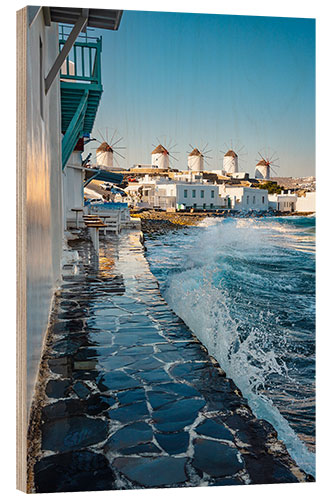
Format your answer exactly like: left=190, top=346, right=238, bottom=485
left=149, top=182, right=228, bottom=210
left=220, top=186, right=269, bottom=211
left=295, top=192, right=316, bottom=213
left=17, top=5, right=123, bottom=442
left=125, top=178, right=157, bottom=207
left=172, top=171, right=204, bottom=183
left=268, top=193, right=297, bottom=212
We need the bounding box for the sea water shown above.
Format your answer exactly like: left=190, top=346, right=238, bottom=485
left=145, top=216, right=315, bottom=477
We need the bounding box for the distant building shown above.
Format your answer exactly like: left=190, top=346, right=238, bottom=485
left=220, top=186, right=269, bottom=211
left=147, top=182, right=228, bottom=210
left=268, top=193, right=297, bottom=212
left=230, top=172, right=249, bottom=180
left=295, top=192, right=316, bottom=213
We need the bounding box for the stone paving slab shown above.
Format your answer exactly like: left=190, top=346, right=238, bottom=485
left=31, top=230, right=310, bottom=493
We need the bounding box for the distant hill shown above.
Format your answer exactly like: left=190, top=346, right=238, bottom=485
left=271, top=176, right=316, bottom=191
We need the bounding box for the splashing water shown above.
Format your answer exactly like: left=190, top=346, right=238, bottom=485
left=145, top=216, right=315, bottom=477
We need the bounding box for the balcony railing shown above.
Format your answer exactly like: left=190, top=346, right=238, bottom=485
left=59, top=26, right=102, bottom=87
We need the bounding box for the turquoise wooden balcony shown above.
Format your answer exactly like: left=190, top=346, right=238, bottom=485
left=60, top=33, right=103, bottom=168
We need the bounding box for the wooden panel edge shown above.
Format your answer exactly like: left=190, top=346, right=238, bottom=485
left=16, top=6, right=28, bottom=494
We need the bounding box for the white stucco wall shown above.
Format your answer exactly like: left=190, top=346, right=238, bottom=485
left=154, top=183, right=222, bottom=208
left=295, top=192, right=316, bottom=213
left=268, top=194, right=297, bottom=212
left=19, top=7, right=63, bottom=416
left=222, top=186, right=268, bottom=211
left=63, top=151, right=85, bottom=226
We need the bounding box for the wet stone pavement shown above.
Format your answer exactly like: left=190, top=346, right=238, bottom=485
left=32, top=230, right=309, bottom=493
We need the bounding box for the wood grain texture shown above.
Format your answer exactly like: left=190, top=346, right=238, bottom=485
left=16, top=6, right=28, bottom=493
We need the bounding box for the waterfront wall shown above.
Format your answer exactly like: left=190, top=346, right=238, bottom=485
left=296, top=192, right=316, bottom=213
left=17, top=7, right=63, bottom=419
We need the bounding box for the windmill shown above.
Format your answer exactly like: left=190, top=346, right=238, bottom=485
left=254, top=150, right=280, bottom=180
left=151, top=136, right=179, bottom=170
left=91, top=128, right=126, bottom=171
left=187, top=143, right=212, bottom=172
left=220, top=141, right=247, bottom=175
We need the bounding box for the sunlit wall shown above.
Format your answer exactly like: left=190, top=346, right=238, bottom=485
left=24, top=7, right=63, bottom=416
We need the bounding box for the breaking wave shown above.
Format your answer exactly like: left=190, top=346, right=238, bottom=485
left=145, top=216, right=315, bottom=477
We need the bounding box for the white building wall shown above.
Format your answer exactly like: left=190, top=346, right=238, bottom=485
left=176, top=184, right=222, bottom=208
left=222, top=186, right=269, bottom=211
left=17, top=7, right=63, bottom=416
left=268, top=194, right=297, bottom=212
left=62, top=152, right=85, bottom=226
left=295, top=192, right=316, bottom=213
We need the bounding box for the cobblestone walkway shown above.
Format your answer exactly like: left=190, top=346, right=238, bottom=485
left=32, top=230, right=308, bottom=492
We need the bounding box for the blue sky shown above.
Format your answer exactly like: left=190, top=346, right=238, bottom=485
left=87, top=10, right=315, bottom=177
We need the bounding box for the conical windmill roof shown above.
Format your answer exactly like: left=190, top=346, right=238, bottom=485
left=96, top=141, right=113, bottom=153
left=224, top=150, right=238, bottom=158
left=256, top=159, right=268, bottom=166
left=151, top=144, right=168, bottom=155
left=189, top=148, right=203, bottom=157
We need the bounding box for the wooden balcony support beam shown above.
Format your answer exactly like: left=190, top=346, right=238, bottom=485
left=45, top=8, right=89, bottom=94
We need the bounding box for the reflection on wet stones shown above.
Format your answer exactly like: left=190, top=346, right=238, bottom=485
left=45, top=379, right=71, bottom=399
left=105, top=422, right=153, bottom=453
left=153, top=398, right=206, bottom=432
left=48, top=357, right=71, bottom=377
left=42, top=415, right=108, bottom=452
left=108, top=400, right=150, bottom=424
left=192, top=438, right=243, bottom=477
left=155, top=431, right=189, bottom=455
left=97, top=371, right=141, bottom=392
left=73, top=381, right=91, bottom=399
left=113, top=456, right=188, bottom=487
left=117, top=388, right=146, bottom=405
left=195, top=418, right=234, bottom=441
left=34, top=450, right=116, bottom=493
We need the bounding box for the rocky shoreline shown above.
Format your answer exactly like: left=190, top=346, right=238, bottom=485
left=27, top=229, right=314, bottom=493
left=133, top=210, right=314, bottom=236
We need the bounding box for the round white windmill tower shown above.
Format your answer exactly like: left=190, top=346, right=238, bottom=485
left=255, top=159, right=270, bottom=179
left=223, top=150, right=239, bottom=174
left=188, top=148, right=204, bottom=172
left=151, top=144, right=170, bottom=170
left=254, top=152, right=280, bottom=180
left=96, top=142, right=114, bottom=170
